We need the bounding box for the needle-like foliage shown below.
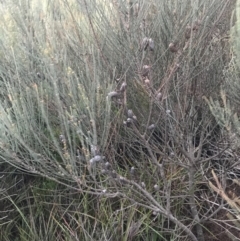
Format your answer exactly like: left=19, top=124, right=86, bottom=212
left=0, top=0, right=237, bottom=240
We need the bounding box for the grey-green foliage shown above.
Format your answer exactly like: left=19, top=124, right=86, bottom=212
left=233, top=0, right=240, bottom=67
left=0, top=0, right=232, bottom=186
left=0, top=0, right=235, bottom=240
left=207, top=0, right=240, bottom=143
left=0, top=0, right=114, bottom=184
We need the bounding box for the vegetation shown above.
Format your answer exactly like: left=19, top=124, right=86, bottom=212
left=0, top=0, right=239, bottom=240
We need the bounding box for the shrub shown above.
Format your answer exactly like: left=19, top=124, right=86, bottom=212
left=0, top=0, right=236, bottom=240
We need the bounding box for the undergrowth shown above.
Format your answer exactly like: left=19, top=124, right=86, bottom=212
left=0, top=0, right=238, bottom=240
